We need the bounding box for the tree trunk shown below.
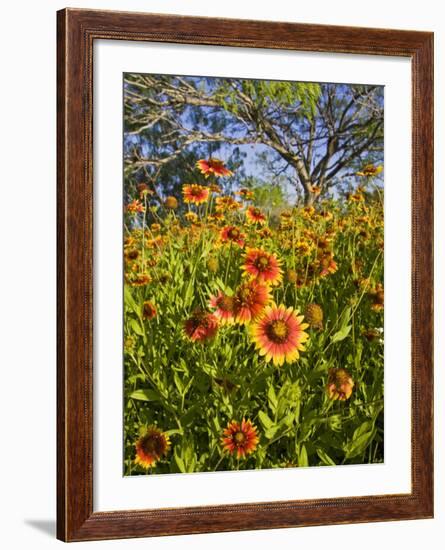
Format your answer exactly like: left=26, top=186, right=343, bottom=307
left=304, top=189, right=315, bottom=206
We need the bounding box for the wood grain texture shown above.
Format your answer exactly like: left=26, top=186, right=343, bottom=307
left=57, top=8, right=434, bottom=542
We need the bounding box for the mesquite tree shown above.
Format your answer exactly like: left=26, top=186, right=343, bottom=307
left=124, top=74, right=383, bottom=205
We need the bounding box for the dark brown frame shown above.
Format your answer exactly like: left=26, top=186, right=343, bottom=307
left=57, top=8, right=434, bottom=542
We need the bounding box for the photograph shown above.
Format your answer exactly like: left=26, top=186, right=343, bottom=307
left=122, top=73, right=385, bottom=475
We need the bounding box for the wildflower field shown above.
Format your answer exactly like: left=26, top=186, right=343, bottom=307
left=123, top=75, right=384, bottom=475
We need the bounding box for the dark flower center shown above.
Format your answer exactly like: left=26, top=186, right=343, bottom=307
left=266, top=319, right=289, bottom=343
left=237, top=286, right=253, bottom=303
left=218, top=295, right=234, bottom=311
left=374, top=291, right=384, bottom=304
left=228, top=228, right=239, bottom=239
left=141, top=432, right=165, bottom=457
left=255, top=256, right=270, bottom=270
left=234, top=431, right=246, bottom=445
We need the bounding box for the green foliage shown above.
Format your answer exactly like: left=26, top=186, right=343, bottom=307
left=123, top=179, right=384, bottom=475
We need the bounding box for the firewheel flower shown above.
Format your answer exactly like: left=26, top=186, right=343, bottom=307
left=134, top=426, right=171, bottom=469
left=126, top=199, right=145, bottom=214
left=182, top=184, right=210, bottom=205
left=319, top=253, right=338, bottom=277
left=242, top=248, right=283, bottom=286
left=184, top=309, right=219, bottom=342
left=326, top=368, right=354, bottom=401
left=184, top=211, right=199, bottom=224
left=245, top=206, right=267, bottom=225
left=142, top=301, right=157, bottom=320
left=232, top=280, right=271, bottom=324
left=196, top=158, right=233, bottom=178
left=369, top=283, right=384, bottom=311
left=250, top=304, right=309, bottom=366
left=236, top=188, right=255, bottom=200
left=220, top=225, right=245, bottom=247
left=356, top=164, right=383, bottom=177
left=209, top=291, right=235, bottom=324
left=215, top=195, right=242, bottom=212
left=221, top=419, right=259, bottom=459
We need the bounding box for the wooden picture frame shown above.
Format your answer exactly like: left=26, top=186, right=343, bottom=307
left=57, top=8, right=434, bottom=542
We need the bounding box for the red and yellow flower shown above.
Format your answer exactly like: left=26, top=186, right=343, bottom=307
left=134, top=426, right=171, bottom=469
left=258, top=227, right=273, bottom=239
left=356, top=164, right=383, bottom=177
left=250, top=304, right=309, bottom=366
left=245, top=206, right=267, bottom=225
left=242, top=248, right=283, bottom=286
left=348, top=188, right=365, bottom=203
left=126, top=272, right=151, bottom=287
left=221, top=419, right=259, bottom=459
left=232, top=280, right=271, bottom=324
left=182, top=184, right=210, bottom=205
left=369, top=283, right=384, bottom=311
left=184, top=309, right=219, bottom=342
left=196, top=158, right=233, bottom=178
left=126, top=199, right=145, bottom=214
left=215, top=195, right=242, bottom=212
left=184, top=211, right=199, bottom=224
left=319, top=252, right=338, bottom=277
left=142, top=301, right=157, bottom=320
left=326, top=368, right=354, bottom=401
left=236, top=188, right=255, bottom=200
left=209, top=291, right=235, bottom=324
left=137, top=183, right=152, bottom=197
left=220, top=225, right=245, bottom=247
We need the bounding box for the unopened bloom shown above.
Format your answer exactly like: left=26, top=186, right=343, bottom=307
left=304, top=303, right=324, bottom=330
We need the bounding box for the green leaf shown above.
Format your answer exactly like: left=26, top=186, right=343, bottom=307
left=344, top=424, right=376, bottom=459
left=129, top=389, right=160, bottom=402
left=129, top=318, right=145, bottom=337
left=298, top=444, right=309, bottom=467
left=267, top=385, right=278, bottom=414
left=264, top=427, right=278, bottom=439
left=317, top=448, right=336, bottom=466
left=124, top=286, right=140, bottom=315
left=174, top=449, right=186, bottom=473
left=258, top=410, right=274, bottom=430
left=165, top=429, right=183, bottom=436
left=331, top=325, right=352, bottom=343
left=174, top=373, right=184, bottom=394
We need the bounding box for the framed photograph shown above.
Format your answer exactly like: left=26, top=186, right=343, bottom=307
left=57, top=8, right=434, bottom=542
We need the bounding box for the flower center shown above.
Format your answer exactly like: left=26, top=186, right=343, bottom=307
left=267, top=319, right=289, bottom=343
left=238, top=286, right=252, bottom=303
left=234, top=431, right=246, bottom=445
left=255, top=256, right=270, bottom=270
left=141, top=433, right=164, bottom=456
left=228, top=228, right=239, bottom=239
left=218, top=295, right=234, bottom=311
